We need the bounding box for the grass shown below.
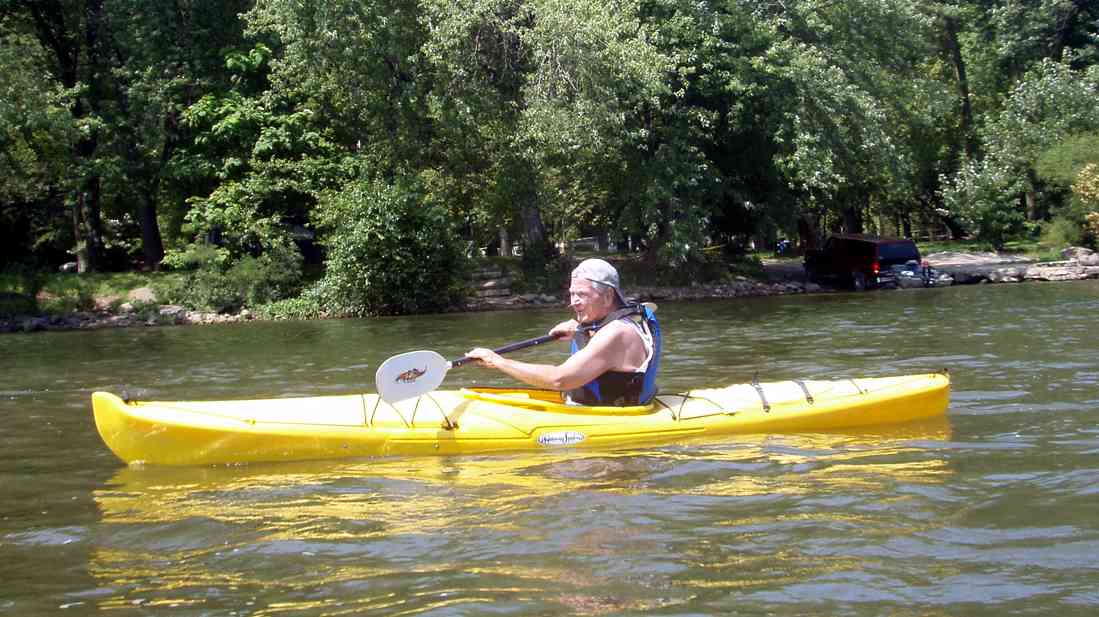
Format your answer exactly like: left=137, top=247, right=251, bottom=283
left=915, top=238, right=1066, bottom=262
left=0, top=270, right=186, bottom=315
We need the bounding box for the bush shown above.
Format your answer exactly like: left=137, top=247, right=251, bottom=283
left=315, top=176, right=468, bottom=316
left=37, top=276, right=96, bottom=313
left=1074, top=164, right=1099, bottom=248
left=942, top=159, right=1027, bottom=249
left=162, top=241, right=304, bottom=313
left=0, top=292, right=36, bottom=318
left=1040, top=215, right=1085, bottom=249
left=254, top=289, right=326, bottom=320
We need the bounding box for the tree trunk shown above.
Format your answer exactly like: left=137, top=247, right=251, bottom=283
left=1025, top=190, right=1039, bottom=221
left=72, top=195, right=87, bottom=273
left=941, top=213, right=966, bottom=240
left=842, top=206, right=864, bottom=234
left=942, top=13, right=975, bottom=159
left=1050, top=2, right=1083, bottom=60
left=140, top=193, right=165, bottom=269
left=81, top=178, right=105, bottom=271
left=797, top=214, right=818, bottom=252
left=499, top=228, right=511, bottom=257
left=519, top=193, right=551, bottom=272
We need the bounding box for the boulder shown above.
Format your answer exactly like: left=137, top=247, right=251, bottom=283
left=947, top=269, right=986, bottom=285
left=127, top=286, right=158, bottom=303
left=477, top=277, right=513, bottom=289
left=94, top=295, right=121, bottom=311
left=987, top=266, right=1026, bottom=283
left=1061, top=246, right=1095, bottom=261
left=1024, top=265, right=1088, bottom=281
left=21, top=317, right=50, bottom=332
left=159, top=305, right=187, bottom=322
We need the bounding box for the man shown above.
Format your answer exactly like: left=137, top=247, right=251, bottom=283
left=465, top=258, right=661, bottom=405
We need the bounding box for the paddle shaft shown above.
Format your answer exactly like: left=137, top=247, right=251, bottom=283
left=451, top=333, right=560, bottom=368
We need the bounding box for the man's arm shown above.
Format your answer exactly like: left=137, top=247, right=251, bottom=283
left=465, top=324, right=626, bottom=391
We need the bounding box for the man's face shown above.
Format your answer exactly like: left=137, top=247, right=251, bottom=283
left=569, top=278, right=614, bottom=324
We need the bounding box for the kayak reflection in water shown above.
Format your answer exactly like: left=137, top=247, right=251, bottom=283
left=465, top=258, right=661, bottom=406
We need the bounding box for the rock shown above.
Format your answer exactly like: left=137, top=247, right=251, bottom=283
left=127, top=287, right=157, bottom=303
left=94, top=295, right=120, bottom=311
left=539, top=294, right=559, bottom=304
left=987, top=266, right=1026, bottom=283
left=947, top=269, right=985, bottom=285
left=1024, top=265, right=1088, bottom=281
left=119, top=302, right=135, bottom=314
left=159, top=305, right=186, bottom=317
left=469, top=267, right=504, bottom=280
left=1061, top=246, right=1094, bottom=259
left=477, top=277, right=513, bottom=289
left=805, top=282, right=822, bottom=293
left=59, top=261, right=78, bottom=273
left=473, top=288, right=511, bottom=299
left=22, top=317, right=49, bottom=332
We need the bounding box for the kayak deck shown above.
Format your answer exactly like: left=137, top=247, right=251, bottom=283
left=92, top=372, right=950, bottom=466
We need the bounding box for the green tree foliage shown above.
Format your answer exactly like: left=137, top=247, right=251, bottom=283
left=0, top=25, right=77, bottom=265
left=4, top=0, right=1099, bottom=315
left=314, top=176, right=467, bottom=316
left=943, top=60, right=1099, bottom=247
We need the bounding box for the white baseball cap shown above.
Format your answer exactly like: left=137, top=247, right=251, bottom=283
left=571, top=258, right=627, bottom=306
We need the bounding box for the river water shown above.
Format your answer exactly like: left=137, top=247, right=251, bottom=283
left=2, top=281, right=1098, bottom=615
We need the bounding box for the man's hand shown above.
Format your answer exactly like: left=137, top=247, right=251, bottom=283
left=548, top=319, right=579, bottom=341
left=465, top=347, right=503, bottom=369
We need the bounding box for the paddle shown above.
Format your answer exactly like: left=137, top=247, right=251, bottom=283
left=374, top=302, right=657, bottom=404
left=375, top=333, right=563, bottom=403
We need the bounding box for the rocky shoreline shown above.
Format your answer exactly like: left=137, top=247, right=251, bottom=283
left=4, top=248, right=1099, bottom=334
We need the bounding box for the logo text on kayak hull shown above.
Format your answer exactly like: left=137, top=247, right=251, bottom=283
left=538, top=431, right=586, bottom=447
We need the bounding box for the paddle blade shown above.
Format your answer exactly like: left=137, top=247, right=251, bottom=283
left=375, top=351, right=451, bottom=403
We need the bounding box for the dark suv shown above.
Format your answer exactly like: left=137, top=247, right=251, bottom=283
left=804, top=234, right=921, bottom=290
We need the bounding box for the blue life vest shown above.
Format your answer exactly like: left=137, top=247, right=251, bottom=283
left=567, top=304, right=661, bottom=406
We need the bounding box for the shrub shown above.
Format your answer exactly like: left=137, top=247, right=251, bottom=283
left=254, top=289, right=325, bottom=321
left=1039, top=215, right=1085, bottom=249
left=1086, top=213, right=1099, bottom=245
left=315, top=176, right=468, bottom=316
left=162, top=241, right=304, bottom=313
left=0, top=292, right=36, bottom=318
left=941, top=159, right=1027, bottom=250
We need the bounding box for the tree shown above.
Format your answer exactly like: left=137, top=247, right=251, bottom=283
left=942, top=60, right=1099, bottom=246
left=0, top=22, right=77, bottom=266
left=2, top=0, right=112, bottom=270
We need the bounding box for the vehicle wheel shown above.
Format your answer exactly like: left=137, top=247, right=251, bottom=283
left=851, top=271, right=867, bottom=291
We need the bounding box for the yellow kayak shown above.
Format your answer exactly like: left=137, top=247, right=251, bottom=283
left=91, top=372, right=950, bottom=466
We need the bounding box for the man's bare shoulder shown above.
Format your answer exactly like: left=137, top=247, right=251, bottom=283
left=592, top=318, right=641, bottom=344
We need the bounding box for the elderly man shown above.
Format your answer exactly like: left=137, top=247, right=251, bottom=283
left=465, top=258, right=661, bottom=405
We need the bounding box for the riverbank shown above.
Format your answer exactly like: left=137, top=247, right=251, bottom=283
left=4, top=248, right=1098, bottom=334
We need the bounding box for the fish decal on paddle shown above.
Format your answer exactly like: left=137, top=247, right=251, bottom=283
left=395, top=366, right=429, bottom=384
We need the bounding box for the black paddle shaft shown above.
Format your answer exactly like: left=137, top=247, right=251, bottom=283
left=451, top=333, right=563, bottom=368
